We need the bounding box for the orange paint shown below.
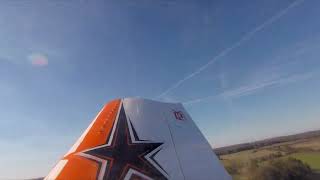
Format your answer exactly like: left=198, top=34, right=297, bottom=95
left=54, top=99, right=121, bottom=179
left=55, top=156, right=99, bottom=179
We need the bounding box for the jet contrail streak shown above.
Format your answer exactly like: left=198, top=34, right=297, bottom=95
left=157, top=0, right=305, bottom=99
left=182, top=71, right=315, bottom=105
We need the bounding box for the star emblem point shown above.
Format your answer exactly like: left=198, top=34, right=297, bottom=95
left=77, top=104, right=168, bottom=180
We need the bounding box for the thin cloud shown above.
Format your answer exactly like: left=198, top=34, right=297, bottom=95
left=183, top=72, right=315, bottom=105
left=157, top=0, right=305, bottom=99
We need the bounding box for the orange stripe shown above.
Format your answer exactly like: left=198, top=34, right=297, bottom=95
left=54, top=99, right=121, bottom=179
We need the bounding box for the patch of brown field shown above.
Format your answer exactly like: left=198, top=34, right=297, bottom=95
left=291, top=137, right=320, bottom=151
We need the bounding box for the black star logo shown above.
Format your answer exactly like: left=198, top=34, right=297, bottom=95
left=77, top=104, right=168, bottom=180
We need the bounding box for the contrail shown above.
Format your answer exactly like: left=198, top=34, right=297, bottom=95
left=183, top=71, right=315, bottom=105
left=157, top=0, right=305, bottom=99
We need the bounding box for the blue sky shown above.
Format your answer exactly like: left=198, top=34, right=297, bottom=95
left=0, top=0, right=320, bottom=178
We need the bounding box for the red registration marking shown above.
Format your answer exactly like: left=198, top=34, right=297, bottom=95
left=174, top=111, right=184, bottom=121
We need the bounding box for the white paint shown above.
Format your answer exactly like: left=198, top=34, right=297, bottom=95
left=77, top=100, right=169, bottom=179
left=47, top=98, right=231, bottom=179
left=123, top=98, right=231, bottom=179
left=124, top=169, right=153, bottom=180
left=75, top=102, right=123, bottom=180
left=45, top=160, right=68, bottom=180
left=65, top=104, right=107, bottom=156
left=76, top=152, right=108, bottom=180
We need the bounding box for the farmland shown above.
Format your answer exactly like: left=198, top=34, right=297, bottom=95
left=290, top=152, right=320, bottom=171
left=215, top=130, right=320, bottom=179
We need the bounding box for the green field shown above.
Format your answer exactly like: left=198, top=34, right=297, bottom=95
left=219, top=136, right=320, bottom=179
left=290, top=152, right=320, bottom=171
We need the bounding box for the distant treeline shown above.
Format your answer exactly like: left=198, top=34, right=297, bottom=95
left=214, top=130, right=320, bottom=156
